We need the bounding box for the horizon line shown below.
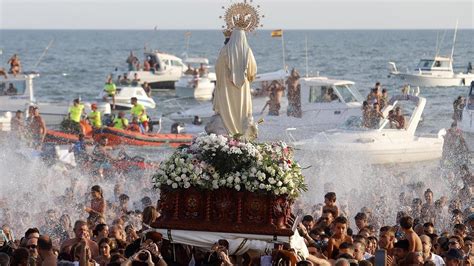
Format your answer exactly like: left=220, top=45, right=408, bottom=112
left=1, top=28, right=473, bottom=31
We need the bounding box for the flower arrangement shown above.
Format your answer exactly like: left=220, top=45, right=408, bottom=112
left=153, top=134, right=307, bottom=199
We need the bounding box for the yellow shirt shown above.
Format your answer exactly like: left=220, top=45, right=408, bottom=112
left=88, top=110, right=102, bottom=128
left=69, top=104, right=84, bottom=123
left=104, top=83, right=117, bottom=95
left=131, top=103, right=148, bottom=122
left=113, top=117, right=129, bottom=130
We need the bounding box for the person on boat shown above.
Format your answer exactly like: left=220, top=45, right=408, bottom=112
left=103, top=77, right=117, bottom=110
left=468, top=62, right=473, bottom=73
left=369, top=103, right=384, bottom=128
left=113, top=111, right=129, bottom=130
left=6, top=83, right=17, bottom=95
left=88, top=104, right=102, bottom=129
left=142, top=82, right=152, bottom=97
left=286, top=68, right=302, bottom=118
left=393, top=106, right=405, bottom=129
left=323, top=87, right=339, bottom=102
left=453, top=96, right=465, bottom=121
left=362, top=101, right=371, bottom=128
left=28, top=106, right=46, bottom=150
left=120, top=73, right=131, bottom=86
left=126, top=51, right=138, bottom=71
left=69, top=133, right=88, bottom=164
left=143, top=59, right=151, bottom=71
left=184, top=64, right=194, bottom=75
left=380, top=89, right=389, bottom=110
left=131, top=73, right=140, bottom=86
left=366, top=88, right=379, bottom=105
left=388, top=110, right=400, bottom=129
left=198, top=63, right=208, bottom=77
left=92, top=136, right=114, bottom=179
left=10, top=110, right=25, bottom=136
left=127, top=116, right=142, bottom=133
left=130, top=97, right=149, bottom=132
left=7, top=54, right=21, bottom=76
left=69, top=98, right=85, bottom=123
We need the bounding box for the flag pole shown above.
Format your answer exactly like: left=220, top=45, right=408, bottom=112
left=281, top=31, right=286, bottom=72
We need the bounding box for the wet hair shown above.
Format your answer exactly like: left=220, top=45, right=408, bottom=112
left=73, top=220, right=88, bottom=230
left=119, top=194, right=130, bottom=201
left=94, top=223, right=108, bottom=236
left=334, top=216, right=348, bottom=225
left=38, top=235, right=53, bottom=251
left=142, top=206, right=158, bottom=225
left=394, top=239, right=410, bottom=251
left=452, top=209, right=463, bottom=216
left=296, top=261, right=313, bottom=266
left=339, top=242, right=354, bottom=251
left=131, top=97, right=138, bottom=102
left=324, top=192, right=337, bottom=202
left=400, top=216, right=414, bottom=229
left=453, top=224, right=466, bottom=231
left=423, top=222, right=434, bottom=228
left=375, top=82, right=381, bottom=87
left=424, top=188, right=433, bottom=195
left=379, top=226, right=395, bottom=235
left=382, top=88, right=387, bottom=93
left=302, top=215, right=314, bottom=222
left=91, top=185, right=104, bottom=199
left=11, top=248, right=29, bottom=266
left=354, top=212, right=368, bottom=221
left=323, top=208, right=337, bottom=218
left=24, top=227, right=40, bottom=238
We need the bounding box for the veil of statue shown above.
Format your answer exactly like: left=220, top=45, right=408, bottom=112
left=206, top=29, right=258, bottom=138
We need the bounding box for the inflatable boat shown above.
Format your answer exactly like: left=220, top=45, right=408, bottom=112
left=93, top=127, right=193, bottom=147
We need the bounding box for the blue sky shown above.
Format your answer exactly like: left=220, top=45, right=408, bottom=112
left=1, top=0, right=473, bottom=29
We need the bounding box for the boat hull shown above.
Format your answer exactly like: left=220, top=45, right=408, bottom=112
left=44, top=129, right=94, bottom=145
left=93, top=127, right=193, bottom=147
left=391, top=72, right=474, bottom=87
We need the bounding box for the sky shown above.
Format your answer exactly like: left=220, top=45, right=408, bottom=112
left=0, top=0, right=473, bottom=30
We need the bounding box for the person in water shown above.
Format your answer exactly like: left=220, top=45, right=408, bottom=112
left=130, top=97, right=148, bottom=132
left=85, top=185, right=106, bottom=222
left=69, top=133, right=88, bottom=164
left=28, top=106, right=46, bottom=150
left=10, top=110, right=25, bottom=136
left=92, top=136, right=114, bottom=179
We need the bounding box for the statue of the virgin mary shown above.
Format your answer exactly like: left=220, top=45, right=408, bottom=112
left=206, top=29, right=257, bottom=138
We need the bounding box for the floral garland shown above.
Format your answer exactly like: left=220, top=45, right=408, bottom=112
left=153, top=134, right=307, bottom=199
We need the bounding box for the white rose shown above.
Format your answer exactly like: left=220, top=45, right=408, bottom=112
left=276, top=181, right=283, bottom=187
left=172, top=183, right=178, bottom=189
left=234, top=177, right=241, bottom=183
left=259, top=184, right=265, bottom=190
left=184, top=182, right=191, bottom=189
left=235, top=184, right=241, bottom=191
left=226, top=176, right=234, bottom=183
left=166, top=180, right=173, bottom=185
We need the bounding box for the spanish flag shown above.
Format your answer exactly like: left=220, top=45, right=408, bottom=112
left=271, top=29, right=283, bottom=37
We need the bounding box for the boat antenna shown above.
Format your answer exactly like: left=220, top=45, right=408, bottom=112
left=183, top=31, right=192, bottom=59
left=33, top=39, right=54, bottom=69
left=434, top=30, right=447, bottom=58
left=450, top=20, right=459, bottom=60
left=144, top=25, right=158, bottom=52
left=305, top=35, right=309, bottom=78
left=434, top=31, right=439, bottom=57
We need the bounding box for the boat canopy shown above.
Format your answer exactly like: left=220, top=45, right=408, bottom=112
left=0, top=73, right=38, bottom=97
left=301, top=78, right=363, bottom=104
left=416, top=57, right=453, bottom=71
left=184, top=58, right=209, bottom=65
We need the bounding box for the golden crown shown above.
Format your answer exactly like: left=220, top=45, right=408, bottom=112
left=219, top=0, right=263, bottom=32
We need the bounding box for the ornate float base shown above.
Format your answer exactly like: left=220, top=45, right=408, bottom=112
left=152, top=187, right=296, bottom=236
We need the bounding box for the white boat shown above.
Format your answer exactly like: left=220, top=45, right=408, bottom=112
left=389, top=23, right=474, bottom=87
left=294, top=94, right=445, bottom=164
left=126, top=51, right=186, bottom=89
left=458, top=81, right=474, bottom=134
left=0, top=73, right=69, bottom=126
left=175, top=58, right=216, bottom=101
left=257, top=77, right=364, bottom=141
left=169, top=76, right=366, bottom=142
left=389, top=57, right=474, bottom=87
left=99, top=85, right=156, bottom=110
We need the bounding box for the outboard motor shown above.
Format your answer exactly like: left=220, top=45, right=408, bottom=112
left=171, top=122, right=185, bottom=134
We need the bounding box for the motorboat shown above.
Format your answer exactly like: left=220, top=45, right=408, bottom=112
left=168, top=69, right=289, bottom=122
left=389, top=24, right=474, bottom=87
left=99, top=85, right=156, bottom=110
left=169, top=76, right=366, bottom=142
left=126, top=51, right=186, bottom=89
left=294, top=94, right=445, bottom=164
left=389, top=57, right=474, bottom=87
left=175, top=57, right=216, bottom=101
left=257, top=77, right=364, bottom=141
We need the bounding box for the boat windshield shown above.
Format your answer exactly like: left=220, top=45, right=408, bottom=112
left=416, top=60, right=434, bottom=70
left=0, top=80, right=26, bottom=96
left=335, top=84, right=363, bottom=103
left=339, top=116, right=370, bottom=131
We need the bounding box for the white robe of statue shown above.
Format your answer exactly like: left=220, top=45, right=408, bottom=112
left=206, top=29, right=257, bottom=137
